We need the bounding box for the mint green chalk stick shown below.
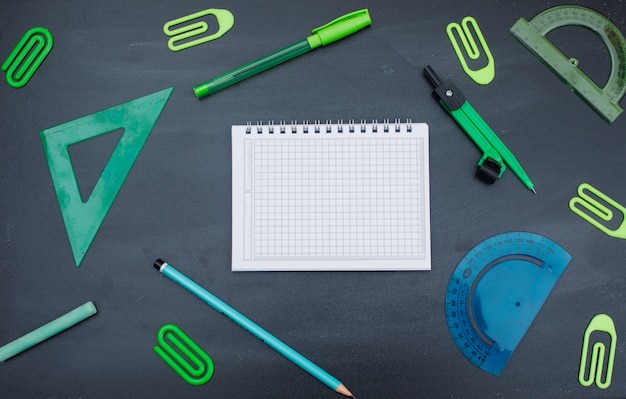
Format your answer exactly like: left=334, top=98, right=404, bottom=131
left=0, top=301, right=97, bottom=361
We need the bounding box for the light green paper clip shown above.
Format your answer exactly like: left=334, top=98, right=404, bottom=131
left=154, top=324, right=214, bottom=385
left=446, top=16, right=494, bottom=85
left=579, top=314, right=617, bottom=389
left=164, top=9, right=234, bottom=51
left=569, top=183, right=626, bottom=239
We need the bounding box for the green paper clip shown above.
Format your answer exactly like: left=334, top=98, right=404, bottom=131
left=579, top=314, right=617, bottom=389
left=446, top=16, right=494, bottom=85
left=1, top=26, right=53, bottom=88
left=41, top=87, right=174, bottom=267
left=154, top=324, right=214, bottom=385
left=569, top=183, right=626, bottom=239
left=163, top=9, right=234, bottom=51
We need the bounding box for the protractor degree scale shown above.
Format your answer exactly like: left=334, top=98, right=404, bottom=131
left=445, top=232, right=572, bottom=376
left=510, top=5, right=626, bottom=124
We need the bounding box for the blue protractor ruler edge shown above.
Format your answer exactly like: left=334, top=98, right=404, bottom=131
left=444, top=231, right=572, bottom=376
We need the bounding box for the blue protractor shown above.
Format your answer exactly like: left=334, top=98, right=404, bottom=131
left=444, top=231, right=572, bottom=376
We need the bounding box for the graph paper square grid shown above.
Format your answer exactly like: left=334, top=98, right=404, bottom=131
left=232, top=122, right=430, bottom=271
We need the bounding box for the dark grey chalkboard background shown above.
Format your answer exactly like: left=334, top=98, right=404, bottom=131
left=1, top=0, right=626, bottom=398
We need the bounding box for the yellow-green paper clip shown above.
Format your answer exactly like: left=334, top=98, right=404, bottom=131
left=446, top=16, right=494, bottom=85
left=154, top=324, right=214, bottom=385
left=163, top=9, right=234, bottom=51
left=569, top=183, right=626, bottom=239
left=579, top=314, right=617, bottom=389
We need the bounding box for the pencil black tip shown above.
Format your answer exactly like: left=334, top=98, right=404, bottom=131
left=154, top=259, right=165, bottom=271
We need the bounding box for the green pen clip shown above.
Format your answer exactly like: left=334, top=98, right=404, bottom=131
left=306, top=9, right=371, bottom=49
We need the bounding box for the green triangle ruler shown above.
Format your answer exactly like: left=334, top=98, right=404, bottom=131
left=41, top=87, right=174, bottom=267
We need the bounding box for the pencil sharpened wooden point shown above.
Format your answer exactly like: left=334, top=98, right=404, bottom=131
left=336, top=383, right=355, bottom=398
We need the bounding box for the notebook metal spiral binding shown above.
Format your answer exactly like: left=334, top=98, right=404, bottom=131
left=244, top=118, right=414, bottom=135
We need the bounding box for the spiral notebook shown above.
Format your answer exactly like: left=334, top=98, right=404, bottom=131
left=231, top=119, right=430, bottom=271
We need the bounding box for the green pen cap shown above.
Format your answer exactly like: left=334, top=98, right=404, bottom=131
left=306, top=9, right=371, bottom=49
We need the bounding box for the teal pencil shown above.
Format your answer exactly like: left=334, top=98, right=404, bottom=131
left=154, top=259, right=356, bottom=398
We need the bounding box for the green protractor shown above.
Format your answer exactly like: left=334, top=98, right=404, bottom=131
left=510, top=5, right=626, bottom=124
left=444, top=232, right=571, bottom=375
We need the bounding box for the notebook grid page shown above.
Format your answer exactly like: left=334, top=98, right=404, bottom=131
left=252, top=136, right=424, bottom=260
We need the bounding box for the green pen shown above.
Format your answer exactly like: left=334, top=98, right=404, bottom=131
left=424, top=65, right=536, bottom=194
left=193, top=9, right=371, bottom=98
